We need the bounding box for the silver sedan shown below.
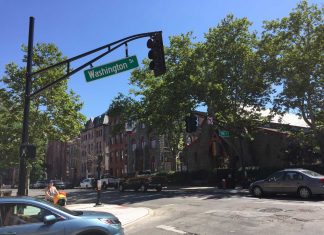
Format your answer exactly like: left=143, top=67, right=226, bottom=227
left=0, top=197, right=124, bottom=235
left=249, top=168, right=324, bottom=199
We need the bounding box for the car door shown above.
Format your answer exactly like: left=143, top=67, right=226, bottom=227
left=280, top=171, right=303, bottom=193
left=263, top=171, right=285, bottom=193
left=0, top=203, right=65, bottom=235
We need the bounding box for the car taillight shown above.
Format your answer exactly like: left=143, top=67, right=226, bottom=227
left=320, top=178, right=324, bottom=183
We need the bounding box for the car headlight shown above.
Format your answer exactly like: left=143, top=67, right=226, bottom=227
left=98, top=218, right=121, bottom=225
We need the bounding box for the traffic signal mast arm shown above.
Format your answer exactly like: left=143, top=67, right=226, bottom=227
left=30, top=31, right=165, bottom=98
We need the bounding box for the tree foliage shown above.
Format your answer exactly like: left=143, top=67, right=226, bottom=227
left=199, top=14, right=272, bottom=137
left=261, top=0, right=324, bottom=157
left=0, top=43, right=86, bottom=178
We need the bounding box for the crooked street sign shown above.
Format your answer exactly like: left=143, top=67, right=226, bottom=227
left=84, top=55, right=139, bottom=82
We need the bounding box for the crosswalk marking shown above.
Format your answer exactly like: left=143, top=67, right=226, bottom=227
left=156, top=225, right=187, bottom=234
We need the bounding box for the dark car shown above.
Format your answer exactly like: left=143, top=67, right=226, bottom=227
left=30, top=180, right=47, bottom=189
left=249, top=168, right=324, bottom=199
left=63, top=181, right=74, bottom=189
left=0, top=196, right=124, bottom=235
left=118, top=172, right=166, bottom=192
left=51, top=180, right=65, bottom=190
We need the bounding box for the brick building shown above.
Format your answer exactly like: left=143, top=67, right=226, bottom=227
left=45, top=140, right=68, bottom=180
left=105, top=115, right=127, bottom=177
left=66, top=137, right=83, bottom=185
left=183, top=112, right=310, bottom=172
left=80, top=114, right=108, bottom=178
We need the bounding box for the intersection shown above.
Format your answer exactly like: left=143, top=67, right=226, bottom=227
left=20, top=187, right=324, bottom=234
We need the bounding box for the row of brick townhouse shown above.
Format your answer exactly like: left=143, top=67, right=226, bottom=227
left=45, top=111, right=173, bottom=182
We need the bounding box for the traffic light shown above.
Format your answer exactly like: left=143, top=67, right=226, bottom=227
left=185, top=115, right=198, bottom=133
left=147, top=32, right=166, bottom=77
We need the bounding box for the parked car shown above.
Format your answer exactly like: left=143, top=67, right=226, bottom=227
left=30, top=180, right=47, bottom=189
left=62, top=181, right=74, bottom=189
left=118, top=172, right=166, bottom=192
left=80, top=178, right=94, bottom=189
left=101, top=174, right=120, bottom=189
left=249, top=168, right=324, bottom=199
left=0, top=196, right=124, bottom=235
left=51, top=180, right=65, bottom=190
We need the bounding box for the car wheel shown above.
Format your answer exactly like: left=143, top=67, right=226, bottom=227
left=156, top=186, right=162, bottom=192
left=252, top=186, right=263, bottom=197
left=298, top=187, right=311, bottom=199
left=102, top=182, right=107, bottom=190
left=85, top=185, right=88, bottom=189
left=119, top=184, right=125, bottom=192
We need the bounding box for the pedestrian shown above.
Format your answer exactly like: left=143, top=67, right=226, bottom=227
left=45, top=181, right=58, bottom=202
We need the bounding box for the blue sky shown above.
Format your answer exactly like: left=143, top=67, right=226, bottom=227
left=1, top=0, right=322, bottom=119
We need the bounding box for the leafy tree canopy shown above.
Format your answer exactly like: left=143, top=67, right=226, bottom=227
left=0, top=43, right=86, bottom=177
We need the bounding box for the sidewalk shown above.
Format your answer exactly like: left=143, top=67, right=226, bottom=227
left=67, top=203, right=151, bottom=227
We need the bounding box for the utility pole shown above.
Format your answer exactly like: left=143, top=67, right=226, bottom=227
left=17, top=17, right=34, bottom=196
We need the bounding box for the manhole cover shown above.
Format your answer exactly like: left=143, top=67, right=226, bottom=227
left=259, top=208, right=283, bottom=213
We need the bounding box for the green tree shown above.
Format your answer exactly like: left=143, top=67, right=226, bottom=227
left=196, top=15, right=272, bottom=169
left=130, top=33, right=200, bottom=167
left=261, top=0, right=324, bottom=159
left=0, top=43, right=86, bottom=180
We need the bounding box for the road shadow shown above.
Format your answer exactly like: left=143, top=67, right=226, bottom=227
left=63, top=187, right=250, bottom=206
left=31, top=187, right=324, bottom=206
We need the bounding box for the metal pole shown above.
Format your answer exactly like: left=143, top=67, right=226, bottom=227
left=95, top=155, right=103, bottom=206
left=17, top=17, right=34, bottom=196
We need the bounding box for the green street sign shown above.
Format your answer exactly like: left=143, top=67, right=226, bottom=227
left=84, top=55, right=139, bottom=82
left=219, top=130, right=230, bottom=138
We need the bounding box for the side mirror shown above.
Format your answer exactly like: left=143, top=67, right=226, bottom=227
left=44, top=215, right=57, bottom=225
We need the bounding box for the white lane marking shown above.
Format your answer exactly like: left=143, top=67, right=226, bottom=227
left=156, top=225, right=187, bottom=234
left=163, top=204, right=175, bottom=206
left=180, top=187, right=215, bottom=190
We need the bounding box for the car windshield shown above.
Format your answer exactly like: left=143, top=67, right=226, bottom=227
left=301, top=170, right=323, bottom=177
left=35, top=198, right=83, bottom=216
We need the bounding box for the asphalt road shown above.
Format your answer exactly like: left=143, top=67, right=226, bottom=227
left=15, top=187, right=324, bottom=235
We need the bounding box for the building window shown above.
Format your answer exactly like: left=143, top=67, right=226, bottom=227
left=194, top=152, right=198, bottom=163
left=141, top=137, right=145, bottom=149
left=132, top=139, right=136, bottom=152
left=120, top=133, right=123, bottom=144
left=151, top=138, right=157, bottom=149
left=116, top=151, right=119, bottom=162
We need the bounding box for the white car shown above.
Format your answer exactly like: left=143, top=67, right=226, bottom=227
left=80, top=178, right=94, bottom=189
left=101, top=174, right=120, bottom=189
